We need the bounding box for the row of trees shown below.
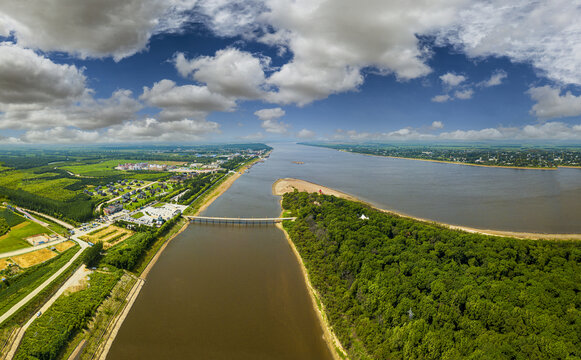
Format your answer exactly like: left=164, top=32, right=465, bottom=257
left=0, top=218, right=9, bottom=236
left=0, top=186, right=96, bottom=224
left=103, top=214, right=181, bottom=271
left=282, top=191, right=581, bottom=359
left=179, top=173, right=222, bottom=205
left=14, top=271, right=121, bottom=360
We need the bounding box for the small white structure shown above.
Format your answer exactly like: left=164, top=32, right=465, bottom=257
left=359, top=214, right=369, bottom=220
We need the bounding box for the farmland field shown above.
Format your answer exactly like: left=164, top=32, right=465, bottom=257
left=54, top=241, right=75, bottom=253
left=11, top=248, right=58, bottom=268
left=0, top=220, right=49, bottom=253
left=0, top=245, right=79, bottom=316
left=0, top=258, right=12, bottom=271
left=59, top=160, right=172, bottom=179
left=81, top=225, right=133, bottom=248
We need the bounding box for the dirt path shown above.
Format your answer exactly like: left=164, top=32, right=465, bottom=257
left=273, top=178, right=581, bottom=241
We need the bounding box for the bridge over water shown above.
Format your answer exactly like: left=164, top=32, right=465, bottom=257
left=185, top=216, right=296, bottom=225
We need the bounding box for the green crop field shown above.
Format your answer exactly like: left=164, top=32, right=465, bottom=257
left=0, top=221, right=49, bottom=253
left=60, top=160, right=172, bottom=179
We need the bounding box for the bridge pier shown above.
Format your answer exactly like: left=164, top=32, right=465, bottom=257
left=186, top=215, right=296, bottom=226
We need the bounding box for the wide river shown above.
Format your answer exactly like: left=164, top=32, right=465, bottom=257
left=107, top=143, right=581, bottom=359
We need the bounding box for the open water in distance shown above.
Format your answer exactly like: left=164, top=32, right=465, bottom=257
left=107, top=143, right=581, bottom=359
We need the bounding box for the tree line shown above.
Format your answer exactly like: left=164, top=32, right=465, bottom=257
left=282, top=191, right=581, bottom=360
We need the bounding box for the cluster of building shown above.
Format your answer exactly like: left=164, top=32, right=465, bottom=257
left=126, top=203, right=187, bottom=227
left=84, top=179, right=145, bottom=197
left=115, top=161, right=228, bottom=174
left=119, top=183, right=169, bottom=204
left=115, top=163, right=169, bottom=171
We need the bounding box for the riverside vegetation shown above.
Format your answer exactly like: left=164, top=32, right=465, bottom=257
left=0, top=144, right=270, bottom=359
left=304, top=143, right=581, bottom=168
left=282, top=191, right=581, bottom=359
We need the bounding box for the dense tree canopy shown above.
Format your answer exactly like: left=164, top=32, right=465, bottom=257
left=0, top=218, right=9, bottom=236
left=282, top=191, right=581, bottom=360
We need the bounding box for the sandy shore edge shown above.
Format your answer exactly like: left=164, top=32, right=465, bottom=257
left=97, top=157, right=264, bottom=359
left=276, top=220, right=349, bottom=360
left=273, top=178, right=581, bottom=240
left=273, top=177, right=581, bottom=359
left=334, top=149, right=581, bottom=171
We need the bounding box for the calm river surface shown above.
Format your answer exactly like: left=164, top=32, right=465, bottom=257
left=107, top=143, right=581, bottom=359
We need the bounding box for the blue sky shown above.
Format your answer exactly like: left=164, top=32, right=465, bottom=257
left=0, top=0, right=580, bottom=144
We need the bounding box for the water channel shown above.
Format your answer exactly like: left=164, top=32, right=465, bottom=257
left=107, top=143, right=581, bottom=359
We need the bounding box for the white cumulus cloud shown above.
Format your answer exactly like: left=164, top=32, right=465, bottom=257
left=140, top=79, right=236, bottom=121
left=480, top=70, right=507, bottom=87
left=440, top=73, right=466, bottom=87
left=0, top=89, right=142, bottom=130
left=528, top=86, right=581, bottom=120
left=0, top=42, right=86, bottom=104
left=432, top=94, right=451, bottom=103
left=454, top=88, right=474, bottom=100
left=254, top=107, right=289, bottom=134
left=0, top=0, right=198, bottom=60
left=296, top=128, right=315, bottom=138
left=438, top=0, right=581, bottom=85
left=174, top=48, right=270, bottom=99
left=431, top=121, right=444, bottom=129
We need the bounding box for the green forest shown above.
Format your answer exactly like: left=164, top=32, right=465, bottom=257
left=14, top=270, right=121, bottom=360
left=282, top=191, right=581, bottom=360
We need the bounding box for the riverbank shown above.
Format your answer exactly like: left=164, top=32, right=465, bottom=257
left=96, top=156, right=266, bottom=359
left=338, top=150, right=566, bottom=170
left=273, top=178, right=581, bottom=241
left=275, top=220, right=349, bottom=360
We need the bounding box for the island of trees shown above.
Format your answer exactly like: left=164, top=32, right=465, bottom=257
left=302, top=143, right=581, bottom=168
left=282, top=190, right=580, bottom=359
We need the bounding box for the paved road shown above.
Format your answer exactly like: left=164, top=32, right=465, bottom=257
left=0, top=238, right=68, bottom=259
left=16, top=207, right=74, bottom=230
left=95, top=181, right=158, bottom=214
left=0, top=237, right=88, bottom=325
left=4, top=265, right=90, bottom=359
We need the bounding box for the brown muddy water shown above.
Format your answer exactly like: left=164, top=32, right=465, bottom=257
left=106, top=224, right=334, bottom=360
left=107, top=143, right=581, bottom=359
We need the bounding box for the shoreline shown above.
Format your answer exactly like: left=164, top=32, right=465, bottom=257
left=97, top=155, right=265, bottom=359
left=275, top=219, right=349, bottom=360
left=336, top=149, right=581, bottom=170
left=273, top=178, right=581, bottom=241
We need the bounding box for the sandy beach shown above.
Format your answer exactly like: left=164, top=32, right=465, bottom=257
left=273, top=177, right=581, bottom=241
left=275, top=220, right=349, bottom=360
left=273, top=176, right=581, bottom=359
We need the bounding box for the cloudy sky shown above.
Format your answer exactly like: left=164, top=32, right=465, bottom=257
left=1, top=0, right=581, bottom=144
